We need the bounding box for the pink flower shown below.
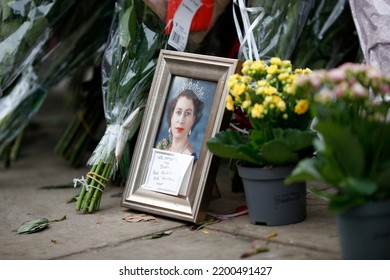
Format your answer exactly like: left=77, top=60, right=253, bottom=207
left=310, top=72, right=325, bottom=88
left=351, top=82, right=366, bottom=98
left=379, top=84, right=390, bottom=94
left=327, top=68, right=346, bottom=82
left=316, top=87, right=335, bottom=103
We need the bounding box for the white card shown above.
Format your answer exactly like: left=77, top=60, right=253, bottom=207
left=168, top=0, right=202, bottom=51
left=143, top=149, right=194, bottom=196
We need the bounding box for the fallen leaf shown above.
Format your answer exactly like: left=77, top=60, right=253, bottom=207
left=123, top=213, right=157, bottom=223
left=240, top=246, right=269, bottom=258
left=240, top=240, right=269, bottom=258
left=67, top=196, right=77, bottom=203
left=51, top=239, right=58, bottom=244
left=49, top=215, right=67, bottom=223
left=145, top=230, right=173, bottom=239
left=17, top=218, right=49, bottom=234
left=188, top=218, right=219, bottom=230
left=266, top=232, right=278, bottom=238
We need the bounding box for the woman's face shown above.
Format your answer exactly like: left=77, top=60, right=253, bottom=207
left=170, top=96, right=195, bottom=140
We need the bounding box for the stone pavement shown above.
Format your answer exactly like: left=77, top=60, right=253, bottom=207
left=0, top=88, right=341, bottom=260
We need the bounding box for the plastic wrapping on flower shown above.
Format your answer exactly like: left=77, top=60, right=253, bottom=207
left=232, top=0, right=314, bottom=60
left=74, top=0, right=167, bottom=213
left=0, top=66, right=45, bottom=152
left=34, top=1, right=115, bottom=89
left=86, top=0, right=166, bottom=174
left=0, top=1, right=113, bottom=165
left=0, top=0, right=75, bottom=96
left=349, top=0, right=390, bottom=75
left=292, top=0, right=360, bottom=70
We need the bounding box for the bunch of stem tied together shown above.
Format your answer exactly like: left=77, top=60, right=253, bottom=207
left=75, top=0, right=166, bottom=213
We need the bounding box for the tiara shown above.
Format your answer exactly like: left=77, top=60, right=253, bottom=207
left=174, top=80, right=204, bottom=101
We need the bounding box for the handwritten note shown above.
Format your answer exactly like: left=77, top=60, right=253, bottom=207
left=143, top=149, right=194, bottom=196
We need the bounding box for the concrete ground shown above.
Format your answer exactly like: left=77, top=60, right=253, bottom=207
left=0, top=87, right=341, bottom=260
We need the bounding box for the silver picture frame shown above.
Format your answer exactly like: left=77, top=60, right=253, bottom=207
left=121, top=49, right=240, bottom=224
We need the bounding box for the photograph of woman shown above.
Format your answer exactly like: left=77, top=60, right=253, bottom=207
left=155, top=77, right=217, bottom=161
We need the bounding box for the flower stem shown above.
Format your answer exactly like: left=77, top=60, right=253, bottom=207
left=87, top=160, right=112, bottom=213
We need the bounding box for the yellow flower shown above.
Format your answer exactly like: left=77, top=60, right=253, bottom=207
left=263, top=95, right=273, bottom=106
left=278, top=72, right=289, bottom=81
left=226, top=94, right=234, bottom=111
left=264, top=86, right=277, bottom=95
left=251, top=103, right=264, bottom=118
left=295, top=68, right=312, bottom=74
left=227, top=74, right=239, bottom=88
left=273, top=96, right=286, bottom=111
left=294, top=99, right=310, bottom=115
left=242, top=75, right=252, bottom=84
left=251, top=60, right=266, bottom=72
left=224, top=58, right=312, bottom=129
left=270, top=57, right=282, bottom=65
left=284, top=84, right=295, bottom=95
left=231, top=83, right=246, bottom=97
left=242, top=100, right=251, bottom=109
left=241, top=64, right=250, bottom=75
left=281, top=60, right=292, bottom=68
left=267, top=64, right=278, bottom=75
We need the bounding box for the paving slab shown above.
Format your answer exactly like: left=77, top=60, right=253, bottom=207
left=0, top=89, right=342, bottom=260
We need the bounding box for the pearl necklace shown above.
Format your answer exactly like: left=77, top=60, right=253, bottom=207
left=170, top=142, right=189, bottom=153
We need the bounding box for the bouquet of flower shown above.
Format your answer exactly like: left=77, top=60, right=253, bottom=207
left=0, top=0, right=77, bottom=164
left=74, top=0, right=166, bottom=213
left=0, top=0, right=115, bottom=166
left=0, top=0, right=75, bottom=94
left=207, top=57, right=316, bottom=166
left=0, top=67, right=45, bottom=156
left=286, top=63, right=390, bottom=212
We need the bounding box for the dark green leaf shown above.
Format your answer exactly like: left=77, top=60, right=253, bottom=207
left=285, top=158, right=325, bottom=184
left=343, top=178, right=377, bottom=196
left=49, top=215, right=67, bottom=223
left=17, top=218, right=49, bottom=234
left=328, top=194, right=367, bottom=213
left=272, top=128, right=317, bottom=152
left=206, top=130, right=263, bottom=165
left=260, top=140, right=299, bottom=165
left=314, top=121, right=365, bottom=177
left=145, top=230, right=173, bottom=239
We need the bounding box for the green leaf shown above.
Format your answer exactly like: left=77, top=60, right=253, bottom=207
left=343, top=177, right=377, bottom=196
left=260, top=139, right=299, bottom=165
left=145, top=230, right=173, bottom=239
left=314, top=121, right=365, bottom=177
left=377, top=163, right=390, bottom=190
left=206, top=130, right=263, bottom=165
left=272, top=128, right=317, bottom=152
left=49, top=215, right=67, bottom=223
left=285, top=158, right=325, bottom=184
left=328, top=194, right=367, bottom=213
left=17, top=218, right=49, bottom=234
left=119, top=5, right=136, bottom=48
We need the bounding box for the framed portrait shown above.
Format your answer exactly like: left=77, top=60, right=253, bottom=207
left=121, top=49, right=240, bottom=224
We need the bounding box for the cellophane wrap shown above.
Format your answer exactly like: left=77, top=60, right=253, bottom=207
left=0, top=0, right=75, bottom=96
left=0, top=67, right=45, bottom=153
left=349, top=0, right=390, bottom=75
left=232, top=0, right=314, bottom=60
left=86, top=0, right=166, bottom=175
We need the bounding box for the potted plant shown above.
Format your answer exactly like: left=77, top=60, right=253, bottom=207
left=285, top=62, right=390, bottom=259
left=206, top=57, right=316, bottom=226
